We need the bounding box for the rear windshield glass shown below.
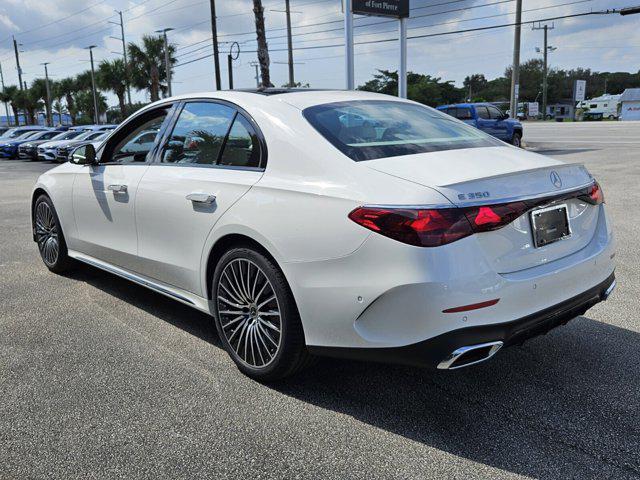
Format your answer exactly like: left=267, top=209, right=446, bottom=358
left=303, top=100, right=500, bottom=161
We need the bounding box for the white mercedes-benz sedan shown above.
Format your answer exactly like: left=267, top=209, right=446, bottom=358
left=31, top=89, right=616, bottom=380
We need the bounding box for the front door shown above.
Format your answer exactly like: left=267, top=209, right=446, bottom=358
left=71, top=106, right=172, bottom=268
left=487, top=104, right=510, bottom=141
left=135, top=101, right=265, bottom=295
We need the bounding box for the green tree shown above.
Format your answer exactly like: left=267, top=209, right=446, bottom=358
left=463, top=74, right=488, bottom=101
left=128, top=35, right=176, bottom=102
left=75, top=89, right=107, bottom=123
left=57, top=77, right=79, bottom=124
left=0, top=85, right=19, bottom=125
left=97, top=59, right=128, bottom=120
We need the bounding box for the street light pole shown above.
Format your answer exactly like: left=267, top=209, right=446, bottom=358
left=42, top=62, right=52, bottom=127
left=156, top=28, right=174, bottom=97
left=533, top=23, right=555, bottom=121
left=86, top=45, right=99, bottom=125
left=113, top=10, right=132, bottom=107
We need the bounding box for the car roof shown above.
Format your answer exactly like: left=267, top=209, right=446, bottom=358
left=134, top=89, right=413, bottom=116
left=438, top=102, right=498, bottom=109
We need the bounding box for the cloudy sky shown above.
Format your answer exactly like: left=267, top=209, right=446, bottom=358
left=0, top=0, right=637, bottom=105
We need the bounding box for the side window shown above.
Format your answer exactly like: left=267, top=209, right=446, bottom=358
left=442, top=108, right=455, bottom=118
left=104, top=107, right=170, bottom=164
left=161, top=102, right=235, bottom=165
left=456, top=108, right=472, bottom=120
left=218, top=114, right=261, bottom=168
left=476, top=106, right=490, bottom=119
left=488, top=106, right=503, bottom=119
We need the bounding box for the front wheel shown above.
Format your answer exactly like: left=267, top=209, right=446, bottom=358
left=34, top=195, right=74, bottom=273
left=212, top=247, right=310, bottom=381
left=511, top=132, right=522, bottom=148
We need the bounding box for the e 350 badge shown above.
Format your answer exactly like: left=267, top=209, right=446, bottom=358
left=458, top=191, right=491, bottom=201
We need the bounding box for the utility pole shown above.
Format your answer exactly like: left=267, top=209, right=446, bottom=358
left=509, top=0, right=522, bottom=118
left=533, top=23, right=555, bottom=121
left=250, top=62, right=260, bottom=87
left=156, top=28, right=174, bottom=97
left=13, top=36, right=23, bottom=91
left=86, top=45, right=99, bottom=124
left=0, top=62, right=11, bottom=126
left=344, top=0, right=354, bottom=90
left=112, top=10, right=132, bottom=106
left=209, top=0, right=222, bottom=90
left=42, top=63, right=52, bottom=127
left=285, top=0, right=295, bottom=87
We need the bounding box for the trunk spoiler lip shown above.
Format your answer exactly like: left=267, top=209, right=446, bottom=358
left=437, top=162, right=589, bottom=188
left=362, top=180, right=597, bottom=211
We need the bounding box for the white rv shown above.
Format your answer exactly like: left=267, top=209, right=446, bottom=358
left=577, top=94, right=621, bottom=119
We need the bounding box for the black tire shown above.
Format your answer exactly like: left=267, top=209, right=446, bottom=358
left=212, top=247, right=310, bottom=381
left=511, top=131, right=522, bottom=148
left=33, top=195, right=74, bottom=273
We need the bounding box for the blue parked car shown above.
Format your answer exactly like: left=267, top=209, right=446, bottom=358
left=0, top=129, right=62, bottom=159
left=437, top=103, right=523, bottom=147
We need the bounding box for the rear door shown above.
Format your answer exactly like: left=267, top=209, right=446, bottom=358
left=474, top=105, right=498, bottom=137
left=135, top=100, right=265, bottom=295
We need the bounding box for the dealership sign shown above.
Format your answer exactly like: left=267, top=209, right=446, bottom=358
left=352, top=0, right=409, bottom=18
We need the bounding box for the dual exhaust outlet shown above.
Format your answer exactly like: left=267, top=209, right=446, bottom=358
left=437, top=279, right=617, bottom=370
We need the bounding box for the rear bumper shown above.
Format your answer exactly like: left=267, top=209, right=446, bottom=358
left=309, top=272, right=616, bottom=368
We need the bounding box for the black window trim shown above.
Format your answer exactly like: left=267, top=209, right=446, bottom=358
left=95, top=100, right=178, bottom=166
left=150, top=97, right=268, bottom=172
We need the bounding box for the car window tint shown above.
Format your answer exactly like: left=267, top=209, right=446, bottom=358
left=476, top=106, right=490, bottom=119
left=456, top=108, right=472, bottom=120
left=304, top=100, right=500, bottom=161
left=161, top=102, right=235, bottom=165
left=107, top=108, right=169, bottom=164
left=218, top=114, right=261, bottom=168
left=488, top=106, right=503, bottom=119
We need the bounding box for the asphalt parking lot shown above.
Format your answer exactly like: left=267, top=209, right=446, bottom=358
left=1, top=122, right=639, bottom=479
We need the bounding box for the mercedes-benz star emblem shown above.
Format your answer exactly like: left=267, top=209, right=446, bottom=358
left=550, top=170, right=562, bottom=189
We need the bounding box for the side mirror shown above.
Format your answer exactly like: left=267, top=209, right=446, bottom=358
left=499, top=112, right=510, bottom=120
left=70, top=143, right=97, bottom=165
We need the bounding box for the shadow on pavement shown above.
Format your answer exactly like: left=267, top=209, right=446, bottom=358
left=67, top=265, right=640, bottom=479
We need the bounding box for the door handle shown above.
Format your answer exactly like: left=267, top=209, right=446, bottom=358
left=186, top=193, right=216, bottom=204
left=108, top=184, right=128, bottom=193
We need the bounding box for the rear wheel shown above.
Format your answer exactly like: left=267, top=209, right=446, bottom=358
left=511, top=132, right=522, bottom=148
left=212, top=247, right=310, bottom=381
left=34, top=195, right=73, bottom=273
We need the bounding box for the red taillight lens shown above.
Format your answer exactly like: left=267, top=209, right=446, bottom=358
left=579, top=181, right=604, bottom=205
left=349, top=202, right=531, bottom=247
left=348, top=207, right=473, bottom=247
left=463, top=201, right=529, bottom=233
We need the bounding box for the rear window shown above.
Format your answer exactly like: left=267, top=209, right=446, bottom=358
left=303, top=100, right=499, bottom=161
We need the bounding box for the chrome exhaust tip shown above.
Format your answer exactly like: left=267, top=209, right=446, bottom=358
left=437, top=341, right=504, bottom=370
left=603, top=280, right=616, bottom=300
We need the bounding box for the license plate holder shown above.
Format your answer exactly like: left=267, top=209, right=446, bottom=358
left=530, top=204, right=571, bottom=248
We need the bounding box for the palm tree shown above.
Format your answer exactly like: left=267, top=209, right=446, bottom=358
left=75, top=89, right=107, bottom=124
left=128, top=35, right=176, bottom=102
left=12, top=89, right=42, bottom=125
left=96, top=59, right=127, bottom=119
left=30, top=78, right=50, bottom=125
left=253, top=0, right=273, bottom=87
left=57, top=77, right=78, bottom=124
left=0, top=86, right=18, bottom=126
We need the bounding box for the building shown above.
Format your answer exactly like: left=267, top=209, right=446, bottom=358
left=546, top=102, right=575, bottom=120
left=619, top=88, right=640, bottom=121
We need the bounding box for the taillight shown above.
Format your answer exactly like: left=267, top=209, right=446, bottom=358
left=348, top=207, right=473, bottom=247
left=579, top=181, right=604, bottom=205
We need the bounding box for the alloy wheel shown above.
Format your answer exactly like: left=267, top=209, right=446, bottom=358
left=35, top=202, right=59, bottom=266
left=216, top=258, right=282, bottom=368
